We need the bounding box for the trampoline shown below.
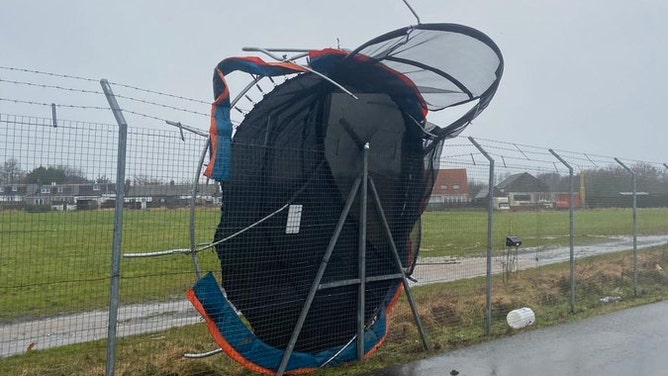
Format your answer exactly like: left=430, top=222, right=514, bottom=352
left=184, top=22, right=503, bottom=375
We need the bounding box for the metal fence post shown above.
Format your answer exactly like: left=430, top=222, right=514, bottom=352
left=100, top=79, right=128, bottom=376
left=468, top=137, right=494, bottom=335
left=614, top=158, right=638, bottom=297
left=549, top=149, right=576, bottom=313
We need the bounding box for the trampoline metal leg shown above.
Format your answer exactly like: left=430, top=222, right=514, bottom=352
left=279, top=153, right=429, bottom=376
left=276, top=176, right=363, bottom=376
left=357, top=143, right=369, bottom=361
left=368, top=177, right=430, bottom=351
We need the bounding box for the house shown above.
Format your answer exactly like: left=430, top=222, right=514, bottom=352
left=0, top=184, right=36, bottom=209
left=20, top=182, right=117, bottom=210
left=76, top=183, right=117, bottom=209
left=1, top=180, right=220, bottom=211
left=0, top=184, right=28, bottom=202
left=125, top=183, right=220, bottom=209
left=473, top=186, right=510, bottom=210
left=496, top=172, right=551, bottom=209
left=429, top=168, right=470, bottom=207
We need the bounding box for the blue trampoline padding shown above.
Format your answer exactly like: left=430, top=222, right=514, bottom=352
left=187, top=273, right=388, bottom=375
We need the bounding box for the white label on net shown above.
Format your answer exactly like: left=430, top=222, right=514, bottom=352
left=286, top=204, right=303, bottom=234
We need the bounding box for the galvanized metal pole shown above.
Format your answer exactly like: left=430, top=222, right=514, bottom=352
left=51, top=103, right=58, bottom=128
left=100, top=79, right=128, bottom=376
left=357, top=143, right=369, bottom=361
left=367, top=178, right=430, bottom=350
left=276, top=177, right=362, bottom=376
left=468, top=137, right=494, bottom=335
left=550, top=149, right=576, bottom=312
left=614, top=158, right=638, bottom=296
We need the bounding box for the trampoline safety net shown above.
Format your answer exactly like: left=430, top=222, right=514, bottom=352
left=187, top=23, right=504, bottom=374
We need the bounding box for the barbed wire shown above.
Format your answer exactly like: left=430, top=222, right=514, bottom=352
left=0, top=98, right=208, bottom=133
left=116, top=96, right=209, bottom=117
left=0, top=65, right=98, bottom=82
left=106, top=81, right=210, bottom=105
left=0, top=77, right=102, bottom=95
left=0, top=77, right=209, bottom=118
left=0, top=65, right=210, bottom=105
left=121, top=109, right=217, bottom=132
left=0, top=97, right=109, bottom=111
left=472, top=136, right=661, bottom=165
left=470, top=136, right=667, bottom=167
left=1, top=65, right=664, bottom=168
left=2, top=108, right=666, bottom=172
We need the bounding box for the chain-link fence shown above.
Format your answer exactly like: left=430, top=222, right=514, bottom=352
left=2, top=78, right=668, bottom=375
left=399, top=138, right=668, bottom=346
left=0, top=112, right=214, bottom=367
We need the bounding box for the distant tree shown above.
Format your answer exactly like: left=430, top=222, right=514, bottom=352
left=536, top=172, right=568, bottom=192
left=133, top=174, right=162, bottom=185
left=633, top=162, right=668, bottom=193
left=59, top=165, right=89, bottom=184
left=468, top=180, right=486, bottom=198
left=25, top=166, right=64, bottom=185
left=1, top=158, right=25, bottom=184
left=95, top=175, right=111, bottom=184
left=25, top=165, right=89, bottom=185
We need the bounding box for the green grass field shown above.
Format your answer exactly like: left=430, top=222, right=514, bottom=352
left=1, top=207, right=667, bottom=321
left=0, top=208, right=222, bottom=322
left=421, top=207, right=668, bottom=257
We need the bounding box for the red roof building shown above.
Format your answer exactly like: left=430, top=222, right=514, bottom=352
left=430, top=168, right=470, bottom=204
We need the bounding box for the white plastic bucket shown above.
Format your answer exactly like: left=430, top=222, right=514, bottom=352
left=506, top=307, right=535, bottom=329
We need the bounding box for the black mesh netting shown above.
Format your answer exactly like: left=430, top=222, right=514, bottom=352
left=211, top=23, right=503, bottom=354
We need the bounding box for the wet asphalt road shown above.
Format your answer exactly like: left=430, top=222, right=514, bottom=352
left=364, top=300, right=668, bottom=376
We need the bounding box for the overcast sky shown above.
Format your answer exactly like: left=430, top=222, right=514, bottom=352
left=1, top=0, right=667, bottom=163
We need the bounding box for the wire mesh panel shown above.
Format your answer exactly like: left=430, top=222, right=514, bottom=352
left=403, top=141, right=493, bottom=343
left=461, top=140, right=668, bottom=337
left=2, top=60, right=668, bottom=374
left=2, top=108, right=668, bottom=375
left=0, top=114, right=118, bottom=368
left=0, top=113, right=215, bottom=374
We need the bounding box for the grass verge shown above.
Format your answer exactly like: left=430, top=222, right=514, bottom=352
left=3, top=246, right=667, bottom=376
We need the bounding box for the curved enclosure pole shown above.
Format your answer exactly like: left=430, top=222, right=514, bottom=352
left=183, top=347, right=224, bottom=359
left=401, top=0, right=421, bottom=24
left=188, top=139, right=210, bottom=279
left=120, top=78, right=264, bottom=262
left=190, top=76, right=264, bottom=279
left=242, top=46, right=359, bottom=100
left=242, top=47, right=310, bottom=61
